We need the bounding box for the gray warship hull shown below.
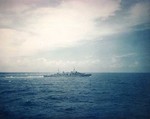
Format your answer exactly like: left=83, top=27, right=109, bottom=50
left=43, top=72, right=91, bottom=77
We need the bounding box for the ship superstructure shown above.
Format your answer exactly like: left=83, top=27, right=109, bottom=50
left=43, top=69, right=91, bottom=77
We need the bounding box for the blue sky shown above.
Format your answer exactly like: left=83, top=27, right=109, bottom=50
left=0, top=0, right=150, bottom=72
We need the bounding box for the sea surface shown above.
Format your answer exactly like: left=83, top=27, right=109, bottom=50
left=0, top=73, right=150, bottom=119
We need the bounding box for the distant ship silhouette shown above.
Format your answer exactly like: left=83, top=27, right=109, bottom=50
left=44, top=68, right=91, bottom=77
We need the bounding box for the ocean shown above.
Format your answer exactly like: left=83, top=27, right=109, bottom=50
left=0, top=73, right=150, bottom=119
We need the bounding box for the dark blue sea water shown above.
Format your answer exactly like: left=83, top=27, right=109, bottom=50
left=0, top=73, right=150, bottom=119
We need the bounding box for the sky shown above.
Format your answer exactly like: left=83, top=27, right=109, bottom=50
left=0, top=0, right=150, bottom=72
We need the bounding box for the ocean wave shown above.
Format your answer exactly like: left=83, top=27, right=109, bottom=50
left=0, top=73, right=46, bottom=79
left=3, top=75, right=44, bottom=79
left=0, top=90, right=18, bottom=94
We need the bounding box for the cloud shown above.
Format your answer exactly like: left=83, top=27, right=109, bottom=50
left=0, top=56, right=102, bottom=72
left=0, top=0, right=149, bottom=72
left=95, top=1, right=150, bottom=34
left=61, top=0, right=121, bottom=19
left=0, top=0, right=61, bottom=13
left=110, top=53, right=139, bottom=70
left=114, top=53, right=137, bottom=58
left=128, top=1, right=150, bottom=25
left=0, top=0, right=121, bottom=56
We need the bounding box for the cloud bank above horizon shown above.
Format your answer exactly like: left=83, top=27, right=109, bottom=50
left=0, top=0, right=150, bottom=72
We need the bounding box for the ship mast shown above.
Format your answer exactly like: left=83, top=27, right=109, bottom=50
left=73, top=67, right=76, bottom=72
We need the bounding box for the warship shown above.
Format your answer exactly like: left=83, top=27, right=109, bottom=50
left=43, top=69, right=91, bottom=77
